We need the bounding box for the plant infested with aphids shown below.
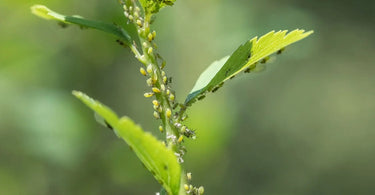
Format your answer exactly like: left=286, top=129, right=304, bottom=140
left=31, top=1, right=312, bottom=194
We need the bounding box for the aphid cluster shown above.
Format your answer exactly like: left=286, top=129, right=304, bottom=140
left=184, top=172, right=205, bottom=195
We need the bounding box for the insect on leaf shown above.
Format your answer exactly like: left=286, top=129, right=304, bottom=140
left=31, top=5, right=133, bottom=46
left=72, top=91, right=182, bottom=195
left=185, top=29, right=313, bottom=105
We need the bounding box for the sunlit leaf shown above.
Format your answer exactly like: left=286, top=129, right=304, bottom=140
left=72, top=91, right=181, bottom=195
left=185, top=29, right=313, bottom=105
left=31, top=5, right=133, bottom=45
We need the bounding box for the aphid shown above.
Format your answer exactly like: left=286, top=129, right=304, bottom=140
left=157, top=106, right=163, bottom=113
left=161, top=60, right=166, bottom=69
left=166, top=108, right=172, bottom=118
left=146, top=64, right=153, bottom=74
left=172, top=103, right=178, bottom=109
left=229, top=75, right=235, bottom=79
left=148, top=33, right=153, bottom=42
left=94, top=113, right=113, bottom=130
left=152, top=100, right=159, bottom=106
left=116, top=39, right=125, bottom=46
left=183, top=128, right=196, bottom=138
left=146, top=78, right=153, bottom=86
left=174, top=123, right=182, bottom=128
left=139, top=67, right=147, bottom=76
left=181, top=114, right=188, bottom=121
left=57, top=22, right=68, bottom=28
left=260, top=56, right=270, bottom=64
left=136, top=19, right=142, bottom=27
left=144, top=92, right=154, bottom=98
left=152, top=73, right=158, bottom=84
left=148, top=47, right=153, bottom=55
left=153, top=111, right=160, bottom=119
left=197, top=95, right=206, bottom=100
left=198, top=186, right=204, bottom=194
left=169, top=93, right=175, bottom=101
left=134, top=12, right=139, bottom=18
left=177, top=135, right=183, bottom=143
left=247, top=53, right=251, bottom=59
left=225, top=68, right=231, bottom=76
left=159, top=125, right=164, bottom=133
left=180, top=126, right=186, bottom=133
left=277, top=47, right=285, bottom=54
left=160, top=84, right=166, bottom=91
left=167, top=77, right=173, bottom=84
left=166, top=89, right=170, bottom=95
left=187, top=172, right=192, bottom=181
left=161, top=71, right=166, bottom=77
left=152, top=87, right=161, bottom=93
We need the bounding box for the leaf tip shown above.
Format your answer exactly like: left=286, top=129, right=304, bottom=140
left=31, top=4, right=52, bottom=19
left=72, top=90, right=82, bottom=98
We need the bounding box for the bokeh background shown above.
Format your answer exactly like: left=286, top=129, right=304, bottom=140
left=1, top=0, right=374, bottom=194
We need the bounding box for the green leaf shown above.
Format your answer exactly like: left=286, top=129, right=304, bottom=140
left=31, top=5, right=132, bottom=45
left=185, top=29, right=313, bottom=105
left=72, top=91, right=181, bottom=195
left=139, top=0, right=176, bottom=15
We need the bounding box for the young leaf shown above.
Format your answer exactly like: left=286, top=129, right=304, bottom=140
left=72, top=91, right=181, bottom=195
left=185, top=29, right=313, bottom=105
left=139, top=0, right=176, bottom=15
left=31, top=5, right=133, bottom=46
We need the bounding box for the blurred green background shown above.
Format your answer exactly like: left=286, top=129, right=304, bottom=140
left=1, top=0, right=374, bottom=194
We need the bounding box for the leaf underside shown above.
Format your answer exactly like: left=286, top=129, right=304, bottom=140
left=31, top=5, right=133, bottom=45
left=72, top=91, right=181, bottom=195
left=185, top=29, right=313, bottom=105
